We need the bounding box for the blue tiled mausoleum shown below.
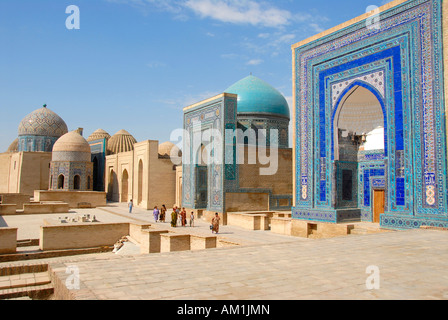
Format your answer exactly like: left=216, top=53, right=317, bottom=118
left=291, top=0, right=448, bottom=229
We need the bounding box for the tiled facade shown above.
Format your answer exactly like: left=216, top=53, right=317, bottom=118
left=292, top=0, right=448, bottom=229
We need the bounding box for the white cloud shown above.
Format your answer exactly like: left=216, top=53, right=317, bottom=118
left=247, top=59, right=263, bottom=66
left=146, top=61, right=167, bottom=68
left=184, top=0, right=292, bottom=28
left=221, top=53, right=239, bottom=59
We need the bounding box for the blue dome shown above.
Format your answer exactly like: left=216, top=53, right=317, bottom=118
left=225, top=75, right=290, bottom=119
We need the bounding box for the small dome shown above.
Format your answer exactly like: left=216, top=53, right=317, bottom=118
left=107, top=130, right=137, bottom=154
left=158, top=141, right=182, bottom=157
left=225, top=75, right=290, bottom=119
left=7, top=138, right=18, bottom=153
left=87, top=129, right=111, bottom=142
left=18, top=105, right=68, bottom=138
left=52, top=131, right=91, bottom=162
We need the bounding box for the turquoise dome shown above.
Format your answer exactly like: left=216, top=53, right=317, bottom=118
left=225, top=75, right=290, bottom=119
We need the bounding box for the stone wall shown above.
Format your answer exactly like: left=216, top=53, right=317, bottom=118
left=225, top=192, right=269, bottom=212
left=39, top=222, right=130, bottom=251
left=34, top=190, right=106, bottom=208
left=0, top=152, right=51, bottom=196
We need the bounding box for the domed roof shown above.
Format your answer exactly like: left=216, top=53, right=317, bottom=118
left=107, top=130, right=137, bottom=154
left=7, top=138, right=18, bottom=153
left=87, top=129, right=111, bottom=142
left=18, top=105, right=68, bottom=138
left=158, top=141, right=182, bottom=157
left=225, top=75, right=290, bottom=119
left=52, top=131, right=91, bottom=162
left=53, top=131, right=91, bottom=153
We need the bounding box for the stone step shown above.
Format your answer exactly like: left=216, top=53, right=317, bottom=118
left=0, top=271, right=53, bottom=300
left=0, top=271, right=51, bottom=290
left=0, top=283, right=54, bottom=300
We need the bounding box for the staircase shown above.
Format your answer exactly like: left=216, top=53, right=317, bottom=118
left=0, top=264, right=54, bottom=300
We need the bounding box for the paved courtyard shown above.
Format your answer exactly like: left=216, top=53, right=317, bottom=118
left=1, top=204, right=448, bottom=300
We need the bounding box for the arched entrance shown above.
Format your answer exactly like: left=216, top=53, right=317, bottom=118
left=137, top=160, right=143, bottom=205
left=107, top=170, right=117, bottom=201
left=195, top=144, right=208, bottom=208
left=333, top=84, right=386, bottom=222
left=121, top=169, right=129, bottom=203
left=93, top=156, right=99, bottom=191
left=74, top=175, right=81, bottom=190
left=58, top=174, right=65, bottom=190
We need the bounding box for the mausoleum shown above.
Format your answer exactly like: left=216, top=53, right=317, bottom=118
left=291, top=0, right=448, bottom=229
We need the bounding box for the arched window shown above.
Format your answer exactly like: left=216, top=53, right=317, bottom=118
left=58, top=175, right=65, bottom=189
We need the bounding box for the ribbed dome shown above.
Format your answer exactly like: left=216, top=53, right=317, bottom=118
left=18, top=105, right=68, bottom=138
left=107, top=130, right=137, bottom=154
left=7, top=138, right=18, bottom=153
left=52, top=131, right=91, bottom=162
left=225, top=75, right=290, bottom=119
left=87, top=129, right=111, bottom=142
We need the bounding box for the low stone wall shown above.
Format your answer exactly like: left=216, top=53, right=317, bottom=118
left=159, top=233, right=218, bottom=253
left=0, top=193, right=31, bottom=209
left=227, top=212, right=272, bottom=230
left=39, top=223, right=130, bottom=251
left=0, top=228, right=17, bottom=254
left=271, top=217, right=292, bottom=235
left=23, top=203, right=70, bottom=214
left=291, top=220, right=352, bottom=238
left=34, top=190, right=107, bottom=208
left=0, top=204, right=17, bottom=215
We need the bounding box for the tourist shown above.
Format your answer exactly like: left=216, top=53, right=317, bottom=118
left=171, top=206, right=178, bottom=227
left=153, top=206, right=159, bottom=222
left=160, top=204, right=167, bottom=222
left=190, top=211, right=195, bottom=227
left=128, top=199, right=133, bottom=213
left=211, top=212, right=220, bottom=234
left=181, top=207, right=187, bottom=227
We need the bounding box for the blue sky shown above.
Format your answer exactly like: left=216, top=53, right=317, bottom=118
left=0, top=0, right=393, bottom=152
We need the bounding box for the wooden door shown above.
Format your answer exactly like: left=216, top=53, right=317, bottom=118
left=373, top=190, right=385, bottom=223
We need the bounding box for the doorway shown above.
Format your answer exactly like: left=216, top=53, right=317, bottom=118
left=373, top=189, right=385, bottom=223
left=122, top=169, right=129, bottom=203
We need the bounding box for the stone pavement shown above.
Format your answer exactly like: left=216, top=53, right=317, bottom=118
left=1, top=204, right=448, bottom=300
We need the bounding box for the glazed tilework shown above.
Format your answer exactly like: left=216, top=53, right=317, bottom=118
left=18, top=107, right=68, bottom=149
left=292, top=0, right=448, bottom=227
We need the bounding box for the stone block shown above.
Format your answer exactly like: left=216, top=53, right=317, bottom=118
left=140, top=229, right=169, bottom=254
left=190, top=235, right=217, bottom=250
left=160, top=234, right=190, bottom=252
left=270, top=217, right=291, bottom=236
left=0, top=204, right=17, bottom=215
left=0, top=228, right=17, bottom=254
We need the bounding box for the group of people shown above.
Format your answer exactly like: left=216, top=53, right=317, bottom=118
left=127, top=200, right=220, bottom=234
left=152, top=205, right=167, bottom=223
left=170, top=206, right=194, bottom=228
